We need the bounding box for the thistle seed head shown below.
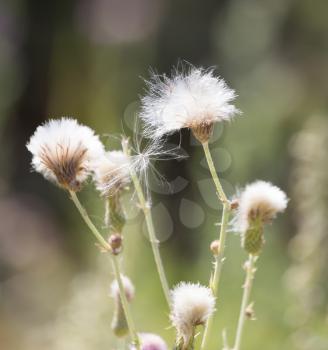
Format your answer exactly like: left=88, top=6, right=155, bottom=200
left=170, top=282, right=215, bottom=347
left=93, top=150, right=131, bottom=197
left=140, top=65, right=240, bottom=141
left=26, top=118, right=104, bottom=191
left=234, top=180, right=288, bottom=254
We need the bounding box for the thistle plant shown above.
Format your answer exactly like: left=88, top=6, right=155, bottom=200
left=139, top=66, right=239, bottom=349
left=26, top=64, right=288, bottom=350
left=231, top=181, right=288, bottom=350
left=27, top=118, right=141, bottom=349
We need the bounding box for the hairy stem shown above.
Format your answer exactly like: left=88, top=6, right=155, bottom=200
left=233, top=255, right=257, bottom=350
left=200, top=203, right=230, bottom=350
left=69, top=190, right=140, bottom=348
left=122, top=140, right=171, bottom=307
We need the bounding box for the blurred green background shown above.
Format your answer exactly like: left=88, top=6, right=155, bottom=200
left=1, top=0, right=328, bottom=349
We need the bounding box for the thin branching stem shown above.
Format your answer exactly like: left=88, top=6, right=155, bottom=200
left=130, top=167, right=171, bottom=307
left=233, top=254, right=257, bottom=350
left=69, top=190, right=140, bottom=349
left=200, top=141, right=231, bottom=350
left=70, top=190, right=111, bottom=251
left=211, top=204, right=230, bottom=296
left=122, top=139, right=171, bottom=308
left=201, top=203, right=230, bottom=350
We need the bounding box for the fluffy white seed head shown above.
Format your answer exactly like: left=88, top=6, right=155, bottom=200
left=236, top=180, right=288, bottom=233
left=26, top=118, right=104, bottom=191
left=130, top=333, right=168, bottom=350
left=93, top=150, right=131, bottom=196
left=170, top=282, right=215, bottom=345
left=140, top=66, right=239, bottom=141
left=110, top=274, right=135, bottom=302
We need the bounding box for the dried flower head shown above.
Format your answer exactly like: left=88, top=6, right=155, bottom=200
left=140, top=66, right=240, bottom=143
left=26, top=118, right=104, bottom=191
left=110, top=274, right=135, bottom=302
left=93, top=150, right=131, bottom=196
left=130, top=333, right=168, bottom=350
left=170, top=282, right=215, bottom=346
left=235, top=180, right=288, bottom=254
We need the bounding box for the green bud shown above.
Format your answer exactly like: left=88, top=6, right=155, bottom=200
left=111, top=300, right=129, bottom=337
left=108, top=195, right=126, bottom=234
left=242, top=218, right=264, bottom=255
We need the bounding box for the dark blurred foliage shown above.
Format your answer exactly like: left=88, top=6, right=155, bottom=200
left=0, top=0, right=328, bottom=349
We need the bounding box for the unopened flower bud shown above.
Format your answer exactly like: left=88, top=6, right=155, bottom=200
left=245, top=302, right=256, bottom=320
left=210, top=240, right=220, bottom=256
left=110, top=275, right=135, bottom=337
left=112, top=300, right=128, bottom=337
left=230, top=199, right=239, bottom=210
left=130, top=333, right=168, bottom=350
left=108, top=195, right=126, bottom=233
left=108, top=234, right=123, bottom=255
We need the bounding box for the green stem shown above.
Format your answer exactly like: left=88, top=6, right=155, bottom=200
left=202, top=142, right=228, bottom=204
left=68, top=190, right=140, bottom=349
left=69, top=191, right=111, bottom=251
left=175, top=326, right=196, bottom=350
left=123, top=140, right=171, bottom=308
left=233, top=255, right=257, bottom=350
left=200, top=142, right=232, bottom=349
left=131, top=167, right=171, bottom=307
left=200, top=203, right=230, bottom=350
